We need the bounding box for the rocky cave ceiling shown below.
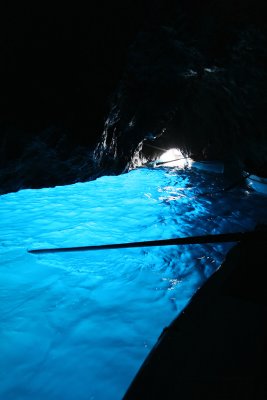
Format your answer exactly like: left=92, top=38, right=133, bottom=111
left=0, top=0, right=266, bottom=194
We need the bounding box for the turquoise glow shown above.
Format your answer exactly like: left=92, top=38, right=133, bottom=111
left=1, top=167, right=266, bottom=399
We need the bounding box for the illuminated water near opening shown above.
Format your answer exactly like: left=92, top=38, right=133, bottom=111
left=1, top=167, right=267, bottom=400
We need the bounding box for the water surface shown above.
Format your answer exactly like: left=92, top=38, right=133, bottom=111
left=1, top=167, right=266, bottom=399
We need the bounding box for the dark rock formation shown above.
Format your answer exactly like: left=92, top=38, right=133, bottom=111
left=1, top=0, right=267, bottom=193
left=0, top=1, right=152, bottom=193
left=96, top=0, right=267, bottom=177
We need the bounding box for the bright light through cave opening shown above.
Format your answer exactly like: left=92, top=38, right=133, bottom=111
left=157, top=148, right=191, bottom=168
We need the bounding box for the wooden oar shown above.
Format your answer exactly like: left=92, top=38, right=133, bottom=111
left=28, top=230, right=267, bottom=254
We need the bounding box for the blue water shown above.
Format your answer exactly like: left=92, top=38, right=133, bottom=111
left=1, top=167, right=266, bottom=400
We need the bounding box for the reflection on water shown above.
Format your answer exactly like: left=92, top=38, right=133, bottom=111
left=0, top=166, right=266, bottom=400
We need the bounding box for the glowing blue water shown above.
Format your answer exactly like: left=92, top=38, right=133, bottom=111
left=1, top=167, right=266, bottom=400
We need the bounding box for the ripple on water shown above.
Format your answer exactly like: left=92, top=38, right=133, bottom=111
left=0, top=167, right=267, bottom=400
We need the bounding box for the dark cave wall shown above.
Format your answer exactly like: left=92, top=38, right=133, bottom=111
left=1, top=0, right=267, bottom=194
left=0, top=1, right=154, bottom=193
left=96, top=0, right=267, bottom=176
